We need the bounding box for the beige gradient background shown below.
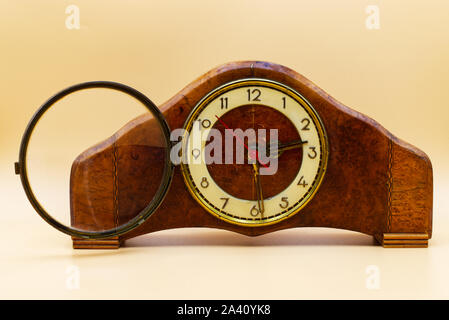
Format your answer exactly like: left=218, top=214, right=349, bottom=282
left=1, top=1, right=449, bottom=299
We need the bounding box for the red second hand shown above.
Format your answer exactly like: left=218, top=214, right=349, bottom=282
left=214, top=115, right=268, bottom=168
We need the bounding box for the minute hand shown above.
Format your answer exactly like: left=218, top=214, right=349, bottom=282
left=252, top=162, right=264, bottom=215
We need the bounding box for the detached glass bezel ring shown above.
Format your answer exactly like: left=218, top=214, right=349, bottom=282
left=15, top=81, right=174, bottom=239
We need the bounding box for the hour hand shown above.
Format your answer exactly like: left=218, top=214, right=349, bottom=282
left=268, top=139, right=308, bottom=158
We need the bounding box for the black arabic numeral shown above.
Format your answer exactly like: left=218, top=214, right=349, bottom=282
left=301, top=118, right=310, bottom=131
left=247, top=88, right=261, bottom=102
left=220, top=97, right=228, bottom=109
left=308, top=147, right=317, bottom=159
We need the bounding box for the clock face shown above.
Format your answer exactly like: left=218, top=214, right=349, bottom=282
left=180, top=79, right=328, bottom=226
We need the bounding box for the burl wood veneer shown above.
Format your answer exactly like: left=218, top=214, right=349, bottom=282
left=70, top=61, right=433, bottom=248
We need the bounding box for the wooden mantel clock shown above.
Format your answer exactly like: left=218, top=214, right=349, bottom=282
left=16, top=61, right=433, bottom=249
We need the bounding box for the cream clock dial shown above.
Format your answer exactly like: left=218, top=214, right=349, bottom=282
left=181, top=79, right=328, bottom=226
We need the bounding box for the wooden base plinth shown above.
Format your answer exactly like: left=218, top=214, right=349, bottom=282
left=374, top=233, right=429, bottom=248
left=71, top=233, right=429, bottom=249
left=72, top=236, right=122, bottom=249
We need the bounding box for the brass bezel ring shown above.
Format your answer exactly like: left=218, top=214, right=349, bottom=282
left=180, top=78, right=329, bottom=227
left=16, top=81, right=174, bottom=239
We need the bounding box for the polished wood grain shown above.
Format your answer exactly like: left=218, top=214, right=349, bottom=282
left=70, top=61, right=433, bottom=248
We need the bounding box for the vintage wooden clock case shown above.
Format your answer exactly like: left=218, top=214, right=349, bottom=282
left=16, top=61, right=433, bottom=248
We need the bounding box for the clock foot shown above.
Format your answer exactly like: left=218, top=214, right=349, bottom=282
left=374, top=233, right=429, bottom=248
left=72, top=236, right=122, bottom=249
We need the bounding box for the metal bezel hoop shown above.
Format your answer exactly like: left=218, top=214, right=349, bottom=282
left=16, top=81, right=174, bottom=239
